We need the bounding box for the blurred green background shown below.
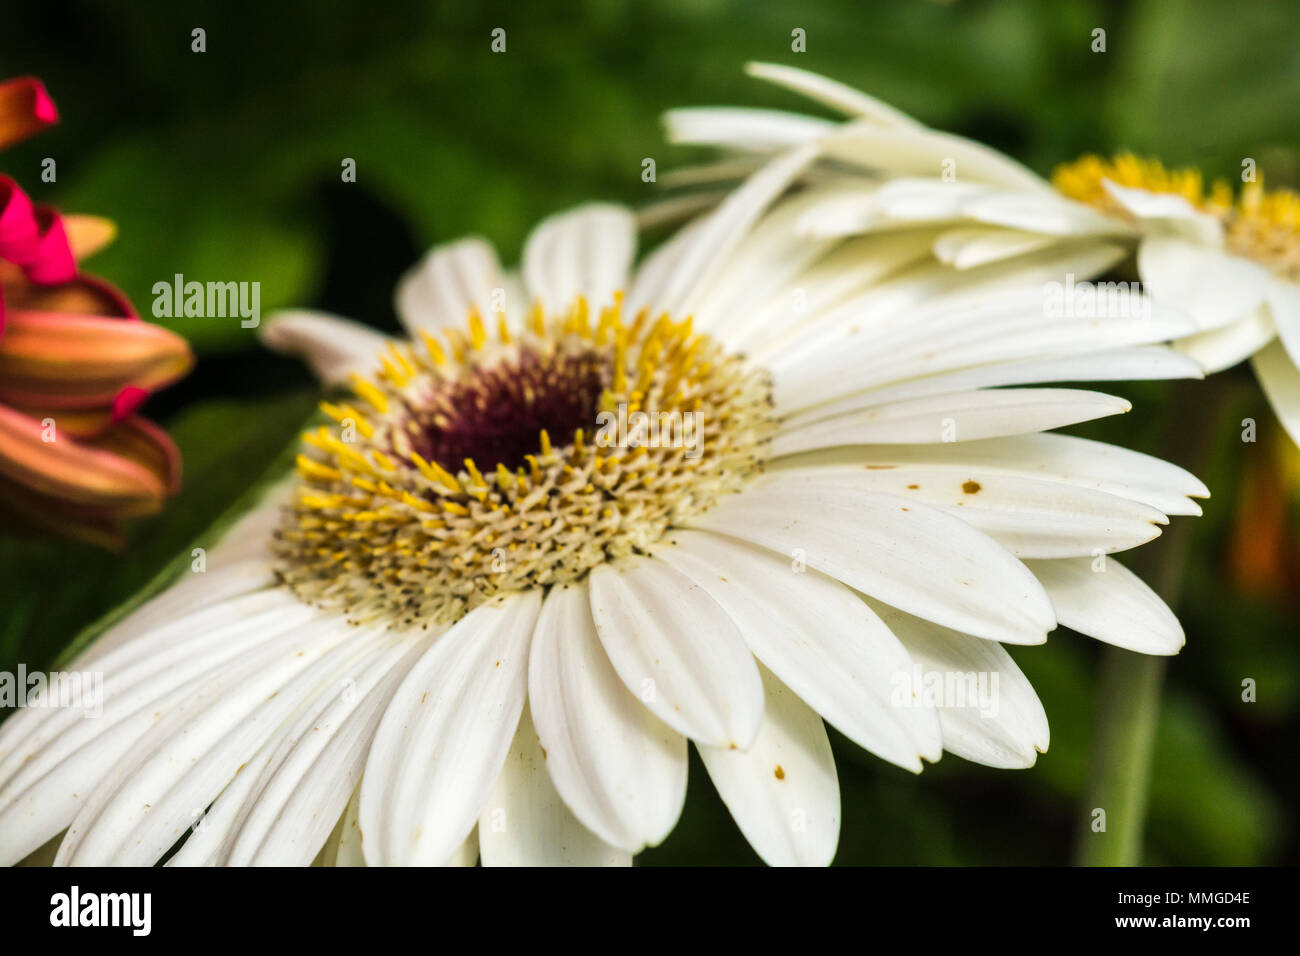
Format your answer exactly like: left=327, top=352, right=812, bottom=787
left=2, top=0, right=1298, bottom=865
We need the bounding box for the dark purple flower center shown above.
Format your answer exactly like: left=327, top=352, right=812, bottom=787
left=401, top=345, right=608, bottom=472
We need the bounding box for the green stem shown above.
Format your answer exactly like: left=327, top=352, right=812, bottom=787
left=1075, top=650, right=1165, bottom=865
left=1072, top=377, right=1232, bottom=866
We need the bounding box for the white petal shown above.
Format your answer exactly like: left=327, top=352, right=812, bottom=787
left=934, top=227, right=1060, bottom=269
left=770, top=433, right=1208, bottom=517
left=744, top=62, right=923, bottom=127
left=865, top=600, right=1049, bottom=769
left=655, top=143, right=819, bottom=315
left=767, top=259, right=1175, bottom=405
left=1102, top=181, right=1224, bottom=243
left=772, top=388, right=1132, bottom=452
left=727, top=229, right=938, bottom=354
left=662, top=106, right=833, bottom=152
left=219, top=634, right=432, bottom=865
left=686, top=478, right=1056, bottom=644
left=1253, top=339, right=1300, bottom=446
left=651, top=530, right=940, bottom=770
left=625, top=216, right=707, bottom=317
left=963, top=191, right=1129, bottom=237
left=819, top=122, right=1049, bottom=193
left=686, top=191, right=838, bottom=335
left=1174, top=305, right=1276, bottom=373
left=54, top=614, right=366, bottom=865
left=1265, top=280, right=1300, bottom=370
left=478, top=706, right=631, bottom=866
left=330, top=787, right=365, bottom=867
left=260, top=310, right=391, bottom=385
left=784, top=347, right=1203, bottom=416
left=522, top=204, right=636, bottom=313
left=0, top=591, right=320, bottom=864
left=528, top=581, right=686, bottom=852
left=394, top=237, right=504, bottom=334
left=1139, top=236, right=1272, bottom=332
left=360, top=591, right=540, bottom=866
left=768, top=468, right=1167, bottom=558
left=588, top=556, right=765, bottom=749
left=1024, top=556, right=1184, bottom=655
left=698, top=666, right=840, bottom=866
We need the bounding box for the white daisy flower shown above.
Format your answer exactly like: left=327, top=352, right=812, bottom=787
left=0, top=156, right=1208, bottom=866
left=676, top=63, right=1300, bottom=444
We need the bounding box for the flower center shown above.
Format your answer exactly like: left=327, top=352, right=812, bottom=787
left=400, top=343, right=608, bottom=473
left=274, top=295, right=776, bottom=626
left=1054, top=153, right=1300, bottom=280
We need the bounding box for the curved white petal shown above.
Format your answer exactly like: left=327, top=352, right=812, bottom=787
left=768, top=275, right=1182, bottom=409
left=1103, top=181, right=1224, bottom=243
left=934, top=227, right=1060, bottom=269
left=769, top=433, right=1208, bottom=517
left=655, top=142, right=818, bottom=315
left=0, top=590, right=321, bottom=865
left=963, top=191, right=1128, bottom=237
left=394, top=236, right=504, bottom=334
left=772, top=389, right=1132, bottom=452
left=686, top=477, right=1056, bottom=644
left=478, top=706, right=631, bottom=867
left=522, top=204, right=636, bottom=313
left=819, top=123, right=1049, bottom=193
left=650, top=530, right=940, bottom=770
left=726, top=230, right=938, bottom=352
left=587, top=556, right=765, bottom=750
left=1253, top=338, right=1300, bottom=446
left=260, top=310, right=392, bottom=385
left=782, top=348, right=1202, bottom=419
left=328, top=786, right=365, bottom=867
left=360, top=591, right=540, bottom=866
left=54, top=614, right=366, bottom=865
left=218, top=633, right=432, bottom=865
left=1266, top=280, right=1300, bottom=369
left=865, top=600, right=1049, bottom=769
left=766, top=468, right=1168, bottom=558
left=1024, top=556, right=1183, bottom=655
left=663, top=106, right=834, bottom=152
left=698, top=666, right=840, bottom=867
left=744, top=62, right=923, bottom=127
left=1138, top=236, right=1272, bottom=332
left=1174, top=305, right=1276, bottom=373
left=528, top=581, right=686, bottom=852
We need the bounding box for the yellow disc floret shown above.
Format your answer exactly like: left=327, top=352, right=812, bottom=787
left=1055, top=153, right=1300, bottom=279
left=274, top=295, right=775, bottom=627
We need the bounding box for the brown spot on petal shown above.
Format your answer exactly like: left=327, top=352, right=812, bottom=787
left=774, top=765, right=785, bottom=780
left=962, top=480, right=981, bottom=494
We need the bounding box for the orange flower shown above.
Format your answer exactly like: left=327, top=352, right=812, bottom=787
left=0, top=77, right=193, bottom=548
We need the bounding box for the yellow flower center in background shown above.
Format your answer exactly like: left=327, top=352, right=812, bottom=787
left=1054, top=153, right=1300, bottom=280
left=275, top=295, right=775, bottom=626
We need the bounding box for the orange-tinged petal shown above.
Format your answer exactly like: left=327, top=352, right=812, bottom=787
left=0, top=77, right=57, bottom=150
left=0, top=403, right=166, bottom=511
left=0, top=402, right=115, bottom=438
left=0, top=474, right=126, bottom=550
left=0, top=263, right=135, bottom=318
left=89, top=414, right=182, bottom=495
left=0, top=310, right=193, bottom=407
left=61, top=215, right=117, bottom=260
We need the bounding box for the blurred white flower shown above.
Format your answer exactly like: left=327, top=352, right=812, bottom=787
left=668, top=63, right=1299, bottom=443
